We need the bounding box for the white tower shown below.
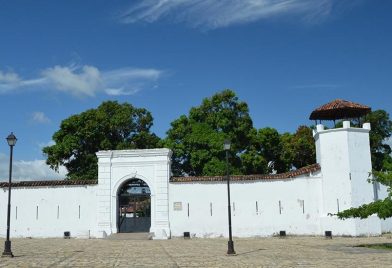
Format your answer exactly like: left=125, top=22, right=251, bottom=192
left=314, top=121, right=382, bottom=235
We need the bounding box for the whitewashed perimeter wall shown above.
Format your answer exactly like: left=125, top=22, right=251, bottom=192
left=378, top=183, right=392, bottom=232
left=169, top=173, right=322, bottom=238
left=169, top=122, right=392, bottom=238
left=0, top=185, right=97, bottom=238
left=0, top=123, right=391, bottom=239
left=169, top=174, right=391, bottom=238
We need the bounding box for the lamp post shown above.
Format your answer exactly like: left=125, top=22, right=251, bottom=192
left=224, top=139, right=235, bottom=255
left=2, top=132, right=17, bottom=258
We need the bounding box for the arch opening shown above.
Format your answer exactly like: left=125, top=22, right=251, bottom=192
left=117, top=178, right=151, bottom=233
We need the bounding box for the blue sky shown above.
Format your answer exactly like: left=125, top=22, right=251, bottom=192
left=0, top=0, right=391, bottom=180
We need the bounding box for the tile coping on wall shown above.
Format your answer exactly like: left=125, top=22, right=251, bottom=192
left=0, top=179, right=98, bottom=188
left=170, top=163, right=321, bottom=183
left=0, top=163, right=321, bottom=187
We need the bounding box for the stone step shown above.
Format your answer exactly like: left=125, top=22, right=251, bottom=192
left=106, top=232, right=153, bottom=240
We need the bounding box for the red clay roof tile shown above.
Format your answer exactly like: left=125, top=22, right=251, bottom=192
left=0, top=179, right=98, bottom=188
left=309, top=99, right=371, bottom=121
left=170, top=163, right=321, bottom=183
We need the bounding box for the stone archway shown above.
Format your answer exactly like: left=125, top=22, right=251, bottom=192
left=96, top=149, right=172, bottom=239
left=117, top=178, right=151, bottom=233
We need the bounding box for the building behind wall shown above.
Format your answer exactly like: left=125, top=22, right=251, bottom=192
left=0, top=121, right=391, bottom=239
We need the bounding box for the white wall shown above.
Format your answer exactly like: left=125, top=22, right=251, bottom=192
left=169, top=173, right=322, bottom=238
left=168, top=122, right=389, bottom=238
left=315, top=122, right=386, bottom=236
left=0, top=185, right=97, bottom=238
left=1, top=122, right=390, bottom=239
left=376, top=182, right=392, bottom=233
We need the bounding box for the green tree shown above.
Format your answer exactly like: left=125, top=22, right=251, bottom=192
left=162, top=89, right=254, bottom=176
left=336, top=110, right=392, bottom=219
left=279, top=132, right=295, bottom=171
left=163, top=90, right=319, bottom=176
left=246, top=127, right=286, bottom=173
left=366, top=110, right=392, bottom=170
left=261, top=126, right=316, bottom=172
left=240, top=128, right=269, bottom=174
left=240, top=126, right=316, bottom=175
left=43, top=101, right=160, bottom=180
left=289, top=126, right=316, bottom=169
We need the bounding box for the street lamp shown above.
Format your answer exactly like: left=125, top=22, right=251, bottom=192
left=2, top=132, right=17, bottom=258
left=224, top=139, right=235, bottom=255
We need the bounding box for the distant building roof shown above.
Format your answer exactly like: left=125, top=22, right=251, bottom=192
left=309, top=99, right=371, bottom=121
left=170, top=163, right=320, bottom=183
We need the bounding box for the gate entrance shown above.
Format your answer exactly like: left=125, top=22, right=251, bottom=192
left=117, top=178, right=151, bottom=233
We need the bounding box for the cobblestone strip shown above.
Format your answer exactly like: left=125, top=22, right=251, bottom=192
left=158, top=241, right=180, bottom=268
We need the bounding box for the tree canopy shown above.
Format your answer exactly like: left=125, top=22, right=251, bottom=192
left=280, top=126, right=316, bottom=171
left=162, top=89, right=254, bottom=176
left=243, top=126, right=315, bottom=174
left=162, top=89, right=316, bottom=176
left=43, top=101, right=160, bottom=180
left=366, top=110, right=392, bottom=170
left=46, top=90, right=316, bottom=179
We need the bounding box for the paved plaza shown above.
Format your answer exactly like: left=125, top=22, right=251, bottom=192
left=0, top=235, right=391, bottom=267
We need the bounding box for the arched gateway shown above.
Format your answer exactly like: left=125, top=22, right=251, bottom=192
left=117, top=178, right=151, bottom=233
left=96, top=149, right=172, bottom=240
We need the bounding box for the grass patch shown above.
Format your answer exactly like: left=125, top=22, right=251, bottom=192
left=357, top=243, right=392, bottom=250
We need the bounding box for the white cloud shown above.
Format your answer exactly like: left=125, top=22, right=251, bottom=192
left=103, top=68, right=162, bottom=96
left=0, top=70, right=46, bottom=93
left=0, top=70, right=22, bottom=93
left=31, top=112, right=51, bottom=124
left=42, top=65, right=102, bottom=97
left=0, top=153, right=67, bottom=181
left=0, top=70, right=20, bottom=83
left=38, top=140, right=55, bottom=149
left=0, top=65, right=164, bottom=97
left=386, top=137, right=392, bottom=149
left=119, top=0, right=338, bottom=29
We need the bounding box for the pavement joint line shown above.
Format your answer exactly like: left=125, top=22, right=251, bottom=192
left=159, top=241, right=180, bottom=268
left=112, top=240, right=128, bottom=267
left=45, top=246, right=84, bottom=267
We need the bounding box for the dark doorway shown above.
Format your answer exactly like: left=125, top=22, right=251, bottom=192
left=117, top=178, right=151, bottom=233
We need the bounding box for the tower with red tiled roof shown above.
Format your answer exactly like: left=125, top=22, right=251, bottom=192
left=312, top=103, right=380, bottom=235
